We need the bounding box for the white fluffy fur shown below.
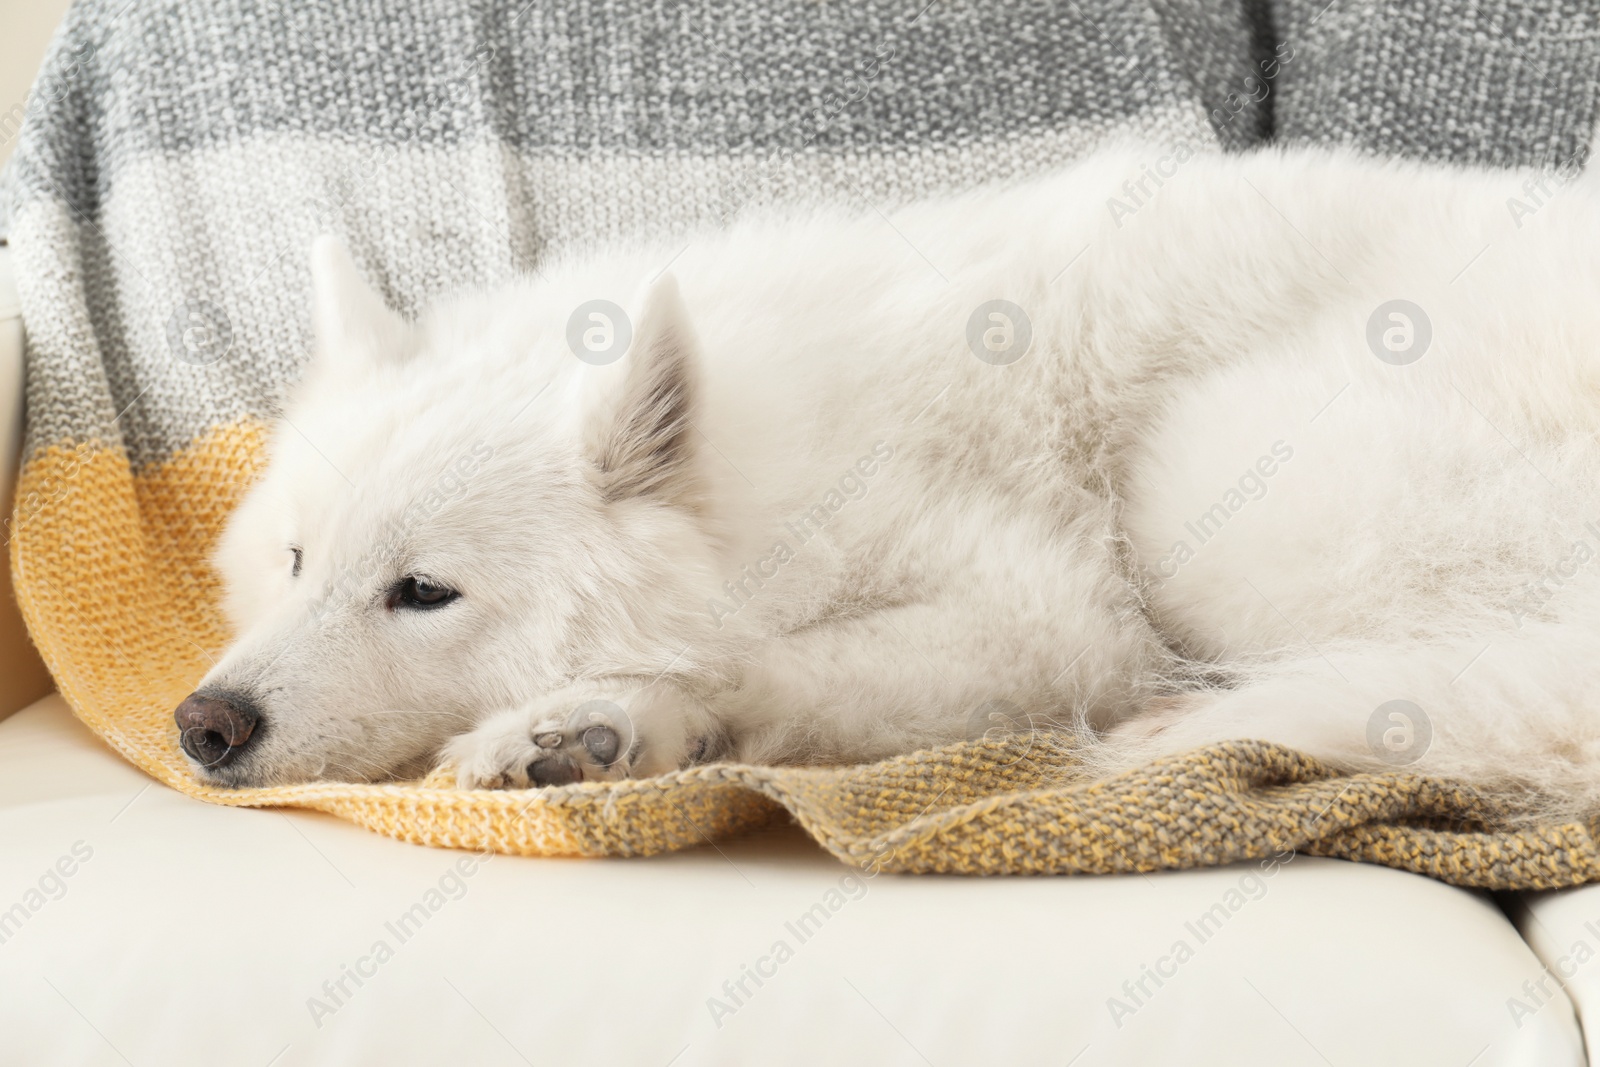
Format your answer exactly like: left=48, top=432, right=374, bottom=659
left=191, top=137, right=1600, bottom=819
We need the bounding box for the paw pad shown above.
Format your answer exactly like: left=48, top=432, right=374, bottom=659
left=527, top=754, right=581, bottom=786
left=523, top=699, right=633, bottom=786
left=451, top=694, right=640, bottom=791
left=581, top=724, right=620, bottom=765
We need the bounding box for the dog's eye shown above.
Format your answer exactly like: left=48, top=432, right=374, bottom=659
left=290, top=546, right=303, bottom=577
left=390, top=576, right=460, bottom=610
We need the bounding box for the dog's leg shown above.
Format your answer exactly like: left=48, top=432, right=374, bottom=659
left=707, top=587, right=1173, bottom=767
left=447, top=679, right=718, bottom=789
left=1102, top=612, right=1600, bottom=820
left=449, top=575, right=1172, bottom=787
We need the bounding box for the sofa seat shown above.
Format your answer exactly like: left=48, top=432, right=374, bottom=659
left=0, top=694, right=1584, bottom=1066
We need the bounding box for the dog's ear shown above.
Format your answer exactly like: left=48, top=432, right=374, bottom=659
left=309, top=236, right=408, bottom=368
left=589, top=273, right=703, bottom=508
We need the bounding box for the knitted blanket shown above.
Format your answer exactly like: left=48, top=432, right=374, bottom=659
left=6, top=0, right=1600, bottom=888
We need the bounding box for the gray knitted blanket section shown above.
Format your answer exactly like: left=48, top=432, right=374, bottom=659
left=2, top=0, right=1597, bottom=467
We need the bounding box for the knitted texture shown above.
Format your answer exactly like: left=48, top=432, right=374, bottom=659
left=6, top=0, right=1600, bottom=885
left=1270, top=0, right=1600, bottom=167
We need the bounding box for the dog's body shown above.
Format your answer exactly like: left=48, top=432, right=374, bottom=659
left=181, top=139, right=1600, bottom=818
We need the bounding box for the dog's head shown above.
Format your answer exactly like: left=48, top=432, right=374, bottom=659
left=177, top=239, right=722, bottom=786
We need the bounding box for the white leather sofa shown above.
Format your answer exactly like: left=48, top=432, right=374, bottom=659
left=0, top=245, right=1592, bottom=1066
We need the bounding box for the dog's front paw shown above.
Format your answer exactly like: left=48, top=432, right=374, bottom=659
left=446, top=682, right=703, bottom=790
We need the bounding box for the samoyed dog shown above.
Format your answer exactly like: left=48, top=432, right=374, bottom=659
left=177, top=137, right=1600, bottom=819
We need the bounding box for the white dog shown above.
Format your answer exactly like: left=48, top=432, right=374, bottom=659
left=176, top=136, right=1600, bottom=820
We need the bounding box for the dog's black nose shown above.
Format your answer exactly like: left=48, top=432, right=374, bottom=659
left=175, top=692, right=261, bottom=769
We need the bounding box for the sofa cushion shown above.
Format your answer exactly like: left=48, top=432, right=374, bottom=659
left=1510, top=885, right=1600, bottom=1066
left=0, top=694, right=1583, bottom=1066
